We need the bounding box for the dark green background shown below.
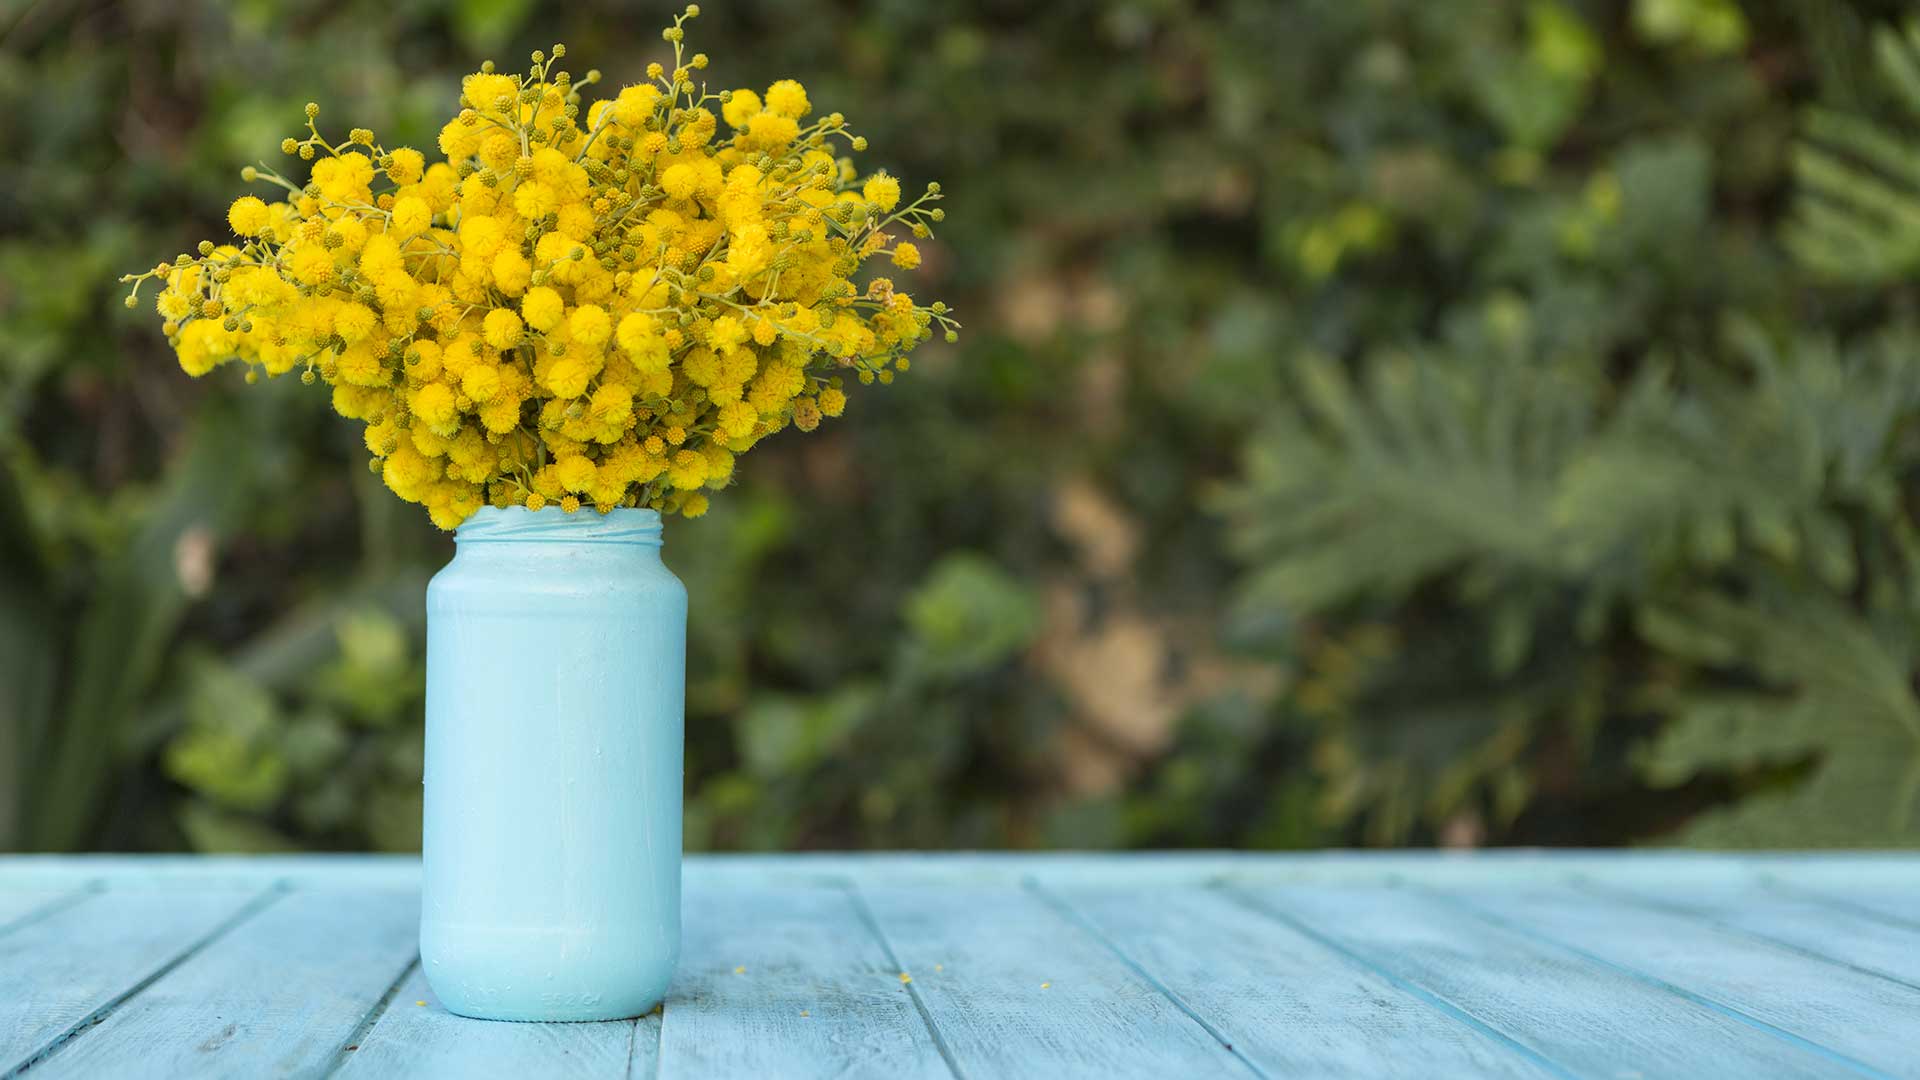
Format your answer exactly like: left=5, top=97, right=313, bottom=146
left=4, top=0, right=1919, bottom=853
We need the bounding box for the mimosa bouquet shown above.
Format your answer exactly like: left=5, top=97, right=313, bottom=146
left=122, top=6, right=954, bottom=528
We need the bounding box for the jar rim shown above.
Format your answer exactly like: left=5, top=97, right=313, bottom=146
left=453, top=505, right=664, bottom=546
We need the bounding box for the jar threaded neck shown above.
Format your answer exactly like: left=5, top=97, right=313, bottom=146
left=453, top=506, right=664, bottom=546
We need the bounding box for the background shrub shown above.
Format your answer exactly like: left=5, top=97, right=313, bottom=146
left=2, top=0, right=1916, bottom=851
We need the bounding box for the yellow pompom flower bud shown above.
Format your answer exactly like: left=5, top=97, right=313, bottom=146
left=746, top=111, right=798, bottom=150
left=890, top=242, right=921, bottom=269
left=465, top=72, right=520, bottom=115
left=616, top=311, right=659, bottom=354
left=412, top=381, right=459, bottom=432
left=721, top=88, right=761, bottom=128
left=479, top=394, right=522, bottom=434
left=819, top=386, right=848, bottom=417
left=512, top=180, right=558, bottom=220
left=567, top=304, right=612, bottom=349
left=437, top=118, right=482, bottom=160
left=706, top=315, right=748, bottom=353
left=863, top=173, right=901, bottom=212
left=336, top=341, right=387, bottom=387
left=614, top=84, right=660, bottom=128
left=335, top=303, right=378, bottom=344
left=667, top=448, right=708, bottom=490
left=228, top=196, right=272, bottom=237
left=391, top=196, right=432, bottom=237
left=660, top=163, right=699, bottom=201
left=492, top=248, right=532, bottom=296
left=718, top=399, right=758, bottom=439
left=522, top=286, right=566, bottom=332
left=764, top=79, right=810, bottom=119
left=288, top=245, right=335, bottom=285
left=410, top=339, right=444, bottom=382
left=589, top=383, right=633, bottom=426
left=385, top=147, right=426, bottom=185
left=556, top=453, right=598, bottom=492
left=543, top=356, right=592, bottom=399
left=483, top=308, right=524, bottom=349
left=461, top=362, right=502, bottom=403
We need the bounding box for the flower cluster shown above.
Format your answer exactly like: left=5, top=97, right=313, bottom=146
left=124, top=6, right=955, bottom=528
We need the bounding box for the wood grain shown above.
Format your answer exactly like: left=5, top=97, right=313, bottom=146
left=0, top=886, right=270, bottom=1073
left=653, top=882, right=950, bottom=1079
left=1, top=854, right=1916, bottom=1079
left=1576, top=877, right=1920, bottom=990
left=1430, top=884, right=1920, bottom=1078
left=25, top=888, right=417, bottom=1079
left=852, top=880, right=1253, bottom=1078
left=1231, top=883, right=1861, bottom=1079
left=1037, top=880, right=1554, bottom=1078
left=0, top=885, right=92, bottom=938
left=335, top=966, right=639, bottom=1079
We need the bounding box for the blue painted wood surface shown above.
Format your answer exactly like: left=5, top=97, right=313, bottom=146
left=0, top=853, right=1917, bottom=1079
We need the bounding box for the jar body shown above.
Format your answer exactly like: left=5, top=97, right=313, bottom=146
left=420, top=507, right=685, bottom=1022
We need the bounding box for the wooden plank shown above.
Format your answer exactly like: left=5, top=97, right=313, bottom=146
left=0, top=885, right=92, bottom=937
left=653, top=882, right=949, bottom=1079
left=334, top=966, right=640, bottom=1079
left=0, top=855, right=419, bottom=891
left=9, top=850, right=1893, bottom=893
left=28, top=888, right=418, bottom=1079
left=1750, top=857, right=1920, bottom=895
left=1431, top=884, right=1920, bottom=1079
left=1036, top=881, right=1554, bottom=1078
left=1578, top=878, right=1920, bottom=990
left=0, top=887, right=271, bottom=1073
left=1763, top=878, right=1920, bottom=930
left=1230, top=884, right=1859, bottom=1080
left=693, top=851, right=1767, bottom=890
left=850, top=880, right=1253, bottom=1078
left=0, top=851, right=1786, bottom=891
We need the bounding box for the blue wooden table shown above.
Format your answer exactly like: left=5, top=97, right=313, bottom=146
left=1, top=853, right=1917, bottom=1078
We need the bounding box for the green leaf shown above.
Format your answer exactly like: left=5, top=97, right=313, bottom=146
left=736, top=684, right=878, bottom=778
left=451, top=0, right=535, bottom=52
left=904, top=553, right=1042, bottom=676
left=1637, top=583, right=1920, bottom=846
left=163, top=658, right=289, bottom=813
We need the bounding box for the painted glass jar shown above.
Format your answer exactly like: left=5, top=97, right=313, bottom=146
left=420, top=506, right=685, bottom=1021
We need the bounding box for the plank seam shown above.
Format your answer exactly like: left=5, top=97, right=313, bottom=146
left=1, top=882, right=288, bottom=1080
left=645, top=1003, right=665, bottom=1080
left=321, top=951, right=420, bottom=1077
left=1407, top=883, right=1899, bottom=1080
left=1758, top=876, right=1920, bottom=933
left=0, top=882, right=101, bottom=942
left=836, top=878, right=969, bottom=1080
left=1216, top=885, right=1581, bottom=1080
left=623, top=1011, right=658, bottom=1080
left=1569, top=875, right=1920, bottom=995
left=1021, top=878, right=1270, bottom=1080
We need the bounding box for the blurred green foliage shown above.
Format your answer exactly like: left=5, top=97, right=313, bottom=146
left=2, top=0, right=1917, bottom=852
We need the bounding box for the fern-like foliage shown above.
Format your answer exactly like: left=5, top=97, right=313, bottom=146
left=1204, top=7, right=1920, bottom=848
left=1225, top=342, right=1594, bottom=620
left=1637, top=578, right=1920, bottom=847
left=1786, top=19, right=1920, bottom=281
left=1222, top=317, right=1920, bottom=845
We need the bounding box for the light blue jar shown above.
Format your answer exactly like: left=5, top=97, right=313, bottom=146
left=420, top=505, right=685, bottom=1022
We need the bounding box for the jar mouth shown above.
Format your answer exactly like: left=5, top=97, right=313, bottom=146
left=453, top=505, right=664, bottom=546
